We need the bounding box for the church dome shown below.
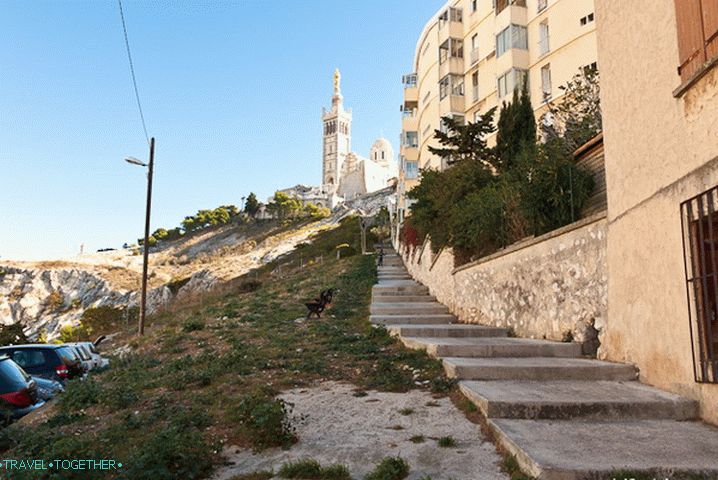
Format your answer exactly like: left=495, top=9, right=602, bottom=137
left=369, top=137, right=394, bottom=165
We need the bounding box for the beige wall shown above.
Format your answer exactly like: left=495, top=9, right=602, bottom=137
left=399, top=214, right=608, bottom=351
left=596, top=0, right=718, bottom=424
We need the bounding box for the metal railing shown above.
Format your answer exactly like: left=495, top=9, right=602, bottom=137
left=470, top=48, right=481, bottom=65
left=681, top=185, right=718, bottom=383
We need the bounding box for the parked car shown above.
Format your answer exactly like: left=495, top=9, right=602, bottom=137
left=31, top=376, right=64, bottom=401
left=67, top=344, right=93, bottom=372
left=67, top=342, right=109, bottom=370
left=0, top=356, right=42, bottom=424
left=0, top=345, right=85, bottom=383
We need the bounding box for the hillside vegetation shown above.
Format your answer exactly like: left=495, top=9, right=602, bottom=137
left=0, top=217, right=448, bottom=480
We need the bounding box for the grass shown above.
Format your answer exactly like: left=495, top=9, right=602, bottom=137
left=278, top=459, right=351, bottom=479
left=2, top=217, right=449, bottom=480
left=398, top=408, right=414, bottom=416
left=437, top=436, right=457, bottom=448
left=408, top=435, right=425, bottom=444
left=364, top=457, right=409, bottom=480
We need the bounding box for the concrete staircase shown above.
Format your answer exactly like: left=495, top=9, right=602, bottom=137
left=371, top=247, right=718, bottom=480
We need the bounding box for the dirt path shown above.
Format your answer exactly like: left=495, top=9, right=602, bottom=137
left=213, top=382, right=506, bottom=480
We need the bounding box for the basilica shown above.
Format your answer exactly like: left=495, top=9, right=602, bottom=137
left=278, top=70, right=397, bottom=210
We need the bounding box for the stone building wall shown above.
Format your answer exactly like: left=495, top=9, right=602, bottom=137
left=399, top=214, right=608, bottom=353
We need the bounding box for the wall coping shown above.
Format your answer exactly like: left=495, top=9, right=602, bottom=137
left=451, top=211, right=608, bottom=275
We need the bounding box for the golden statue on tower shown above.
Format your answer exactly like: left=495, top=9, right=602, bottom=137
left=333, top=68, right=341, bottom=95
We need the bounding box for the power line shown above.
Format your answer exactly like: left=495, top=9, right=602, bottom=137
left=118, top=0, right=150, bottom=146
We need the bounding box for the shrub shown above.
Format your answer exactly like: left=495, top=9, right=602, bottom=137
left=182, top=317, right=205, bottom=332
left=122, top=424, right=213, bottom=480
left=278, top=459, right=321, bottom=478
left=232, top=389, right=297, bottom=451
left=59, top=379, right=101, bottom=411
left=0, top=323, right=28, bottom=346
left=437, top=436, right=456, bottom=448
left=365, top=457, right=409, bottom=480
left=46, top=290, right=66, bottom=312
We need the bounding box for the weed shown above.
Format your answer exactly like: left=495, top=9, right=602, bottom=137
left=429, top=376, right=456, bottom=394
left=182, top=317, right=205, bottom=332
left=425, top=401, right=440, bottom=407
left=364, top=457, right=409, bottom=480
left=279, top=459, right=322, bottom=478
left=398, top=408, right=414, bottom=416
left=437, top=436, right=456, bottom=448
left=409, top=435, right=425, bottom=444
left=278, top=459, right=351, bottom=480
left=232, top=389, right=297, bottom=451
left=230, top=472, right=274, bottom=480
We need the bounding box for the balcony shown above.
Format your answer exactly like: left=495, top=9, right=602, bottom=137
left=439, top=56, right=464, bottom=79
left=496, top=0, right=526, bottom=15
left=402, top=108, right=418, bottom=131
left=439, top=94, right=465, bottom=115
left=470, top=48, right=481, bottom=65
left=438, top=7, right=464, bottom=38
left=403, top=73, right=418, bottom=108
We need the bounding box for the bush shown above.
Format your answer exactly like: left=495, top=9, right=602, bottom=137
left=437, top=436, right=456, bottom=448
left=182, top=317, right=205, bottom=332
left=122, top=424, right=213, bottom=480
left=60, top=379, right=101, bottom=411
left=365, top=457, right=409, bottom=480
left=232, top=389, right=297, bottom=451
left=0, top=323, right=28, bottom=346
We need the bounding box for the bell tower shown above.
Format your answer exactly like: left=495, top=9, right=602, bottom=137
left=322, top=68, right=352, bottom=191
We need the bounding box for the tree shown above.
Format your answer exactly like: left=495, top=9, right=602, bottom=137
left=244, top=193, right=260, bottom=218
left=428, top=107, right=498, bottom=167
left=267, top=192, right=302, bottom=219
left=540, top=67, right=601, bottom=155
left=0, top=323, right=28, bottom=346
left=496, top=82, right=536, bottom=172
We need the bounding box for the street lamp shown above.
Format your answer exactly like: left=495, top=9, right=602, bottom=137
left=124, top=137, right=155, bottom=336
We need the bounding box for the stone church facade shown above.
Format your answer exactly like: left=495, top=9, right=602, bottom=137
left=275, top=70, right=397, bottom=210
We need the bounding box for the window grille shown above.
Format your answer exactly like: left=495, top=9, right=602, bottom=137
left=681, top=185, right=718, bottom=383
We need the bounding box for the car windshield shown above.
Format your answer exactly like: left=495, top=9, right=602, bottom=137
left=57, top=347, right=79, bottom=364
left=0, top=358, right=31, bottom=394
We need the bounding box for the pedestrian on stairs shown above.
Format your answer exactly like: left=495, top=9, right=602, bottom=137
left=378, top=245, right=384, bottom=266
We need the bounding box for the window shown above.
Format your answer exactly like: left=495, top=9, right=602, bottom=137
left=439, top=38, right=464, bottom=64
left=439, top=7, right=463, bottom=28
left=537, top=0, right=547, bottom=12
left=582, top=61, right=598, bottom=74
left=580, top=13, right=594, bottom=26
left=472, top=71, right=479, bottom=102
left=539, top=20, right=550, bottom=55
left=496, top=24, right=528, bottom=57
left=541, top=64, right=552, bottom=101
left=405, top=161, right=419, bottom=179
left=674, top=0, right=718, bottom=83
left=497, top=68, right=528, bottom=98
left=402, top=73, right=417, bottom=87
left=681, top=185, right=718, bottom=383
left=403, top=131, right=418, bottom=148
left=439, top=74, right=464, bottom=99
left=495, top=0, right=526, bottom=14
left=471, top=34, right=480, bottom=64
left=422, top=90, right=431, bottom=105
left=471, top=0, right=478, bottom=12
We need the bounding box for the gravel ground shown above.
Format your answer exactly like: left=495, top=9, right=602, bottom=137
left=213, top=382, right=506, bottom=480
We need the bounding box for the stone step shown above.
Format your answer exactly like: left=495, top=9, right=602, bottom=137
left=372, top=287, right=430, bottom=297
left=443, top=357, right=638, bottom=381
left=370, top=302, right=449, bottom=315
left=387, top=324, right=507, bottom=338
left=400, top=337, right=582, bottom=358
left=489, top=418, right=718, bottom=480
left=460, top=380, right=698, bottom=421
left=370, top=314, right=455, bottom=325
left=370, top=295, right=436, bottom=303
left=377, top=275, right=412, bottom=280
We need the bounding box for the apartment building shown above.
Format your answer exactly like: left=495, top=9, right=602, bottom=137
left=397, top=0, right=598, bottom=220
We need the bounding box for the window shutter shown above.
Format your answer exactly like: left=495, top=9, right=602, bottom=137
left=701, top=0, right=718, bottom=60
left=675, top=0, right=706, bottom=80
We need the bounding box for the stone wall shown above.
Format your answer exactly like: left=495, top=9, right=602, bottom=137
left=400, top=213, right=608, bottom=353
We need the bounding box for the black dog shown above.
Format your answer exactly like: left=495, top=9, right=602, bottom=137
left=305, top=288, right=338, bottom=318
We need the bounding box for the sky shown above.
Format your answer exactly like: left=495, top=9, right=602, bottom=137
left=0, top=0, right=441, bottom=260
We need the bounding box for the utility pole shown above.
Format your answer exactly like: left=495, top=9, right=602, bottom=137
left=139, top=137, right=155, bottom=336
